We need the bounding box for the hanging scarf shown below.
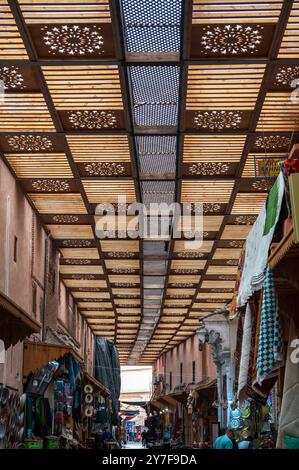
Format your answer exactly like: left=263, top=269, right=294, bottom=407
left=255, top=267, right=284, bottom=386
left=252, top=290, right=263, bottom=383
left=237, top=172, right=285, bottom=306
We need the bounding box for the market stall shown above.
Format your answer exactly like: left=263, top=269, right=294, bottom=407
left=22, top=343, right=84, bottom=449
left=227, top=150, right=299, bottom=448
left=185, top=379, right=218, bottom=447
left=82, top=372, right=112, bottom=448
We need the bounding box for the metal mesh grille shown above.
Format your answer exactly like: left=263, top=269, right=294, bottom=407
left=129, top=66, right=180, bottom=127
left=142, top=181, right=175, bottom=204
left=136, top=136, right=177, bottom=176
left=121, top=0, right=182, bottom=53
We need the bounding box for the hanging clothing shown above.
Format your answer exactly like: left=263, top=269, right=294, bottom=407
left=237, top=172, right=285, bottom=306
left=254, top=267, right=284, bottom=386
left=229, top=247, right=245, bottom=319
left=237, top=303, right=252, bottom=400
left=243, top=298, right=268, bottom=403
left=263, top=176, right=280, bottom=236
left=252, top=291, right=263, bottom=383
left=234, top=314, right=243, bottom=395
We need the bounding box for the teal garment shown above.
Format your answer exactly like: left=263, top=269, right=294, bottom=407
left=285, top=434, right=299, bottom=449
left=214, top=435, right=234, bottom=449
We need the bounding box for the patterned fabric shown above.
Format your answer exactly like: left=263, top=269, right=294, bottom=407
left=255, top=267, right=284, bottom=385
left=237, top=172, right=285, bottom=306
left=252, top=291, right=263, bottom=383
left=237, top=303, right=252, bottom=400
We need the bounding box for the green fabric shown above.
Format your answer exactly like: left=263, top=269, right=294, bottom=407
left=284, top=434, right=299, bottom=449
left=263, top=177, right=279, bottom=236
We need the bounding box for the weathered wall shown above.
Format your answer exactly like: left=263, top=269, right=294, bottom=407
left=153, top=334, right=216, bottom=392
left=0, top=160, right=95, bottom=389
left=0, top=159, right=45, bottom=315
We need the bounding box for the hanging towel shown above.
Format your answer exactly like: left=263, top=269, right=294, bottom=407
left=237, top=172, right=285, bottom=306
left=237, top=303, right=252, bottom=401
left=277, top=319, right=299, bottom=448
left=255, top=267, right=284, bottom=386
left=263, top=176, right=279, bottom=236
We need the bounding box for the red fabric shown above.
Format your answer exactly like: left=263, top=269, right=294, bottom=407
left=284, top=158, right=299, bottom=175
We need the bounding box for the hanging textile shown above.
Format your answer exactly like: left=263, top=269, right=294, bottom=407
left=243, top=298, right=267, bottom=404
left=277, top=319, right=299, bottom=448
left=237, top=172, right=285, bottom=306
left=283, top=158, right=299, bottom=175
left=263, top=176, right=279, bottom=236
left=252, top=291, right=263, bottom=383
left=254, top=267, right=284, bottom=386
left=237, top=303, right=252, bottom=400
left=233, top=314, right=243, bottom=395
left=279, top=160, right=292, bottom=217
left=229, top=246, right=245, bottom=319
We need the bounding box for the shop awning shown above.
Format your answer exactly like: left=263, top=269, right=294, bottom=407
left=84, top=371, right=111, bottom=397
left=169, top=388, right=188, bottom=403
left=155, top=395, right=177, bottom=407
left=0, top=291, right=41, bottom=349
left=121, top=410, right=139, bottom=417
left=22, top=340, right=83, bottom=383
left=148, top=399, right=164, bottom=411
left=121, top=400, right=146, bottom=407
left=194, top=378, right=217, bottom=392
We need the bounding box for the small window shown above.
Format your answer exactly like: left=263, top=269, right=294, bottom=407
left=32, top=284, right=37, bottom=315
left=192, top=361, right=196, bottom=383
left=169, top=371, right=172, bottom=391
left=13, top=236, right=18, bottom=262
left=180, top=362, right=183, bottom=384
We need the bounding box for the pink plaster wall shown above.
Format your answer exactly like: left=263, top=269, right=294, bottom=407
left=0, top=159, right=45, bottom=314
left=0, top=160, right=95, bottom=388
left=153, top=334, right=216, bottom=392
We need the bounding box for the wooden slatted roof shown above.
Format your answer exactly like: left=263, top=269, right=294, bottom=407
left=0, top=1, right=28, bottom=58
left=0, top=0, right=298, bottom=364
left=18, top=1, right=112, bottom=24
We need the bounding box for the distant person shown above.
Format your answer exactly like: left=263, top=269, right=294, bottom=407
left=214, top=428, right=234, bottom=449
left=163, top=429, right=171, bottom=442
left=238, top=436, right=253, bottom=449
